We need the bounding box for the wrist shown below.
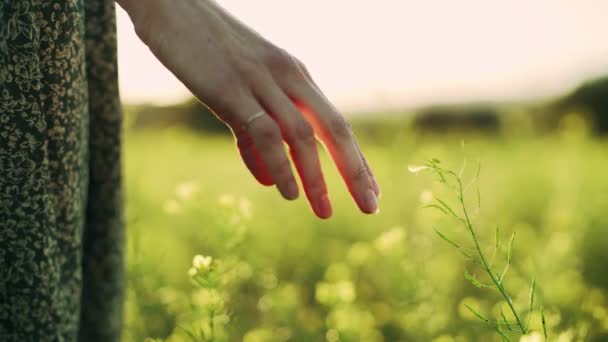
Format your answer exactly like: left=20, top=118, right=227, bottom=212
left=116, top=0, right=163, bottom=43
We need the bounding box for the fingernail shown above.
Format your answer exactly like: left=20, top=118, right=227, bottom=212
left=317, top=194, right=332, bottom=219
left=285, top=180, right=299, bottom=200
left=365, top=189, right=379, bottom=214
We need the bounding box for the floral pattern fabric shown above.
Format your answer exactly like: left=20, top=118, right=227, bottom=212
left=0, top=1, right=124, bottom=341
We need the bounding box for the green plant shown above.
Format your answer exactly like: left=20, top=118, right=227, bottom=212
left=410, top=159, right=548, bottom=341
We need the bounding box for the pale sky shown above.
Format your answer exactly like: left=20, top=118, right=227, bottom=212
left=116, top=0, right=608, bottom=111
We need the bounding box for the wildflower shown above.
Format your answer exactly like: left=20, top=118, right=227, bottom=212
left=193, top=255, right=213, bottom=270
left=374, top=226, right=406, bottom=252
left=218, top=194, right=236, bottom=207
left=419, top=189, right=433, bottom=204
left=519, top=332, right=543, bottom=342
left=326, top=329, right=340, bottom=342
left=188, top=267, right=198, bottom=277
left=175, top=180, right=199, bottom=200
left=347, top=242, right=372, bottom=266
left=238, top=197, right=252, bottom=218
left=408, top=165, right=430, bottom=174
left=163, top=199, right=182, bottom=215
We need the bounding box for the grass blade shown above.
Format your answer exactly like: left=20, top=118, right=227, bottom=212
left=476, top=162, right=481, bottom=209
left=541, top=305, right=548, bottom=339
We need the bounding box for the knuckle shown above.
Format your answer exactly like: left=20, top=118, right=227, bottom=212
left=353, top=165, right=369, bottom=183
left=253, top=122, right=282, bottom=146
left=292, top=119, right=315, bottom=144
left=205, top=87, right=246, bottom=124
left=328, top=115, right=353, bottom=141
left=237, top=58, right=265, bottom=82
left=265, top=48, right=301, bottom=76
left=271, top=157, right=292, bottom=176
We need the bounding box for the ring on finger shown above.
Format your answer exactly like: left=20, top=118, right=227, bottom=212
left=242, top=110, right=267, bottom=131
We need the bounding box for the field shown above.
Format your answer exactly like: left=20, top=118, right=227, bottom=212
left=121, top=126, right=608, bottom=341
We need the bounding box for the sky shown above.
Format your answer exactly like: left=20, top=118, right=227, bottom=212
left=116, top=0, right=608, bottom=112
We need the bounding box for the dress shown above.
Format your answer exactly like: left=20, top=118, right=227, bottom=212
left=0, top=1, right=124, bottom=341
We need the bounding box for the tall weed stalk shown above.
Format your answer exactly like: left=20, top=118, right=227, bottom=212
left=410, top=159, right=548, bottom=341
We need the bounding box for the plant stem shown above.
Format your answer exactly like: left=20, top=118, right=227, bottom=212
left=455, top=176, right=526, bottom=334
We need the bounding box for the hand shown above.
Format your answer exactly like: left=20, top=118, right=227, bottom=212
left=118, top=0, right=381, bottom=218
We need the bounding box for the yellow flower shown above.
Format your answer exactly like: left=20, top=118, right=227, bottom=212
left=175, top=180, right=199, bottom=200
left=162, top=199, right=182, bottom=215
left=374, top=226, right=406, bottom=252
left=218, top=194, right=236, bottom=207
left=419, top=189, right=433, bottom=204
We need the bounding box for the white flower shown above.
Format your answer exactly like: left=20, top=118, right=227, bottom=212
left=176, top=180, right=199, bottom=200
left=163, top=199, right=182, bottom=215
left=519, top=332, right=543, bottom=342
left=408, top=165, right=430, bottom=174
left=188, top=267, right=197, bottom=277
left=419, top=189, right=433, bottom=204
left=374, top=226, right=406, bottom=252
left=218, top=194, right=235, bottom=207
left=193, top=255, right=213, bottom=270
left=238, top=197, right=252, bottom=218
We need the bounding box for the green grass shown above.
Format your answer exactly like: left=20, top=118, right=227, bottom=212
left=122, top=127, right=608, bottom=341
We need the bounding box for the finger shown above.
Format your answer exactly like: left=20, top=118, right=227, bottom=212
left=234, top=129, right=274, bottom=186
left=252, top=80, right=332, bottom=219
left=355, top=141, right=382, bottom=197
left=295, top=61, right=381, bottom=197
left=229, top=97, right=299, bottom=201
left=281, top=77, right=379, bottom=214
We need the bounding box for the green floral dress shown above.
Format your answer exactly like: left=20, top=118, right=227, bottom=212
left=0, top=1, right=124, bottom=341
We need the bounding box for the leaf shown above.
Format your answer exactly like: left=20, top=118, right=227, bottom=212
left=465, top=304, right=490, bottom=323
left=459, top=158, right=467, bottom=178
left=541, top=305, right=548, bottom=339
left=476, top=161, right=481, bottom=209
left=435, top=198, right=462, bottom=220
left=499, top=305, right=509, bottom=325
left=490, top=225, right=501, bottom=266
left=424, top=204, right=448, bottom=215
left=495, top=225, right=501, bottom=251
left=433, top=227, right=461, bottom=248
left=465, top=269, right=494, bottom=288
left=507, top=232, right=515, bottom=265
left=527, top=276, right=536, bottom=330
left=529, top=276, right=536, bottom=310
left=499, top=263, right=510, bottom=285
left=431, top=158, right=441, bottom=164
left=178, top=325, right=199, bottom=342
left=494, top=326, right=511, bottom=342
left=465, top=304, right=517, bottom=327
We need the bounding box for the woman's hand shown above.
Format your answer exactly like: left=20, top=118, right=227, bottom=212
left=117, top=0, right=380, bottom=218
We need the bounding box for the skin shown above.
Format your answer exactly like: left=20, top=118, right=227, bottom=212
left=116, top=0, right=381, bottom=219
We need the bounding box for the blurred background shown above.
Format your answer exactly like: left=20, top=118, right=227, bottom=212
left=117, top=1, right=608, bottom=341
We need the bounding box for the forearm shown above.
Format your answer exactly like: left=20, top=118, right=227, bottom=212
left=115, top=0, right=223, bottom=44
